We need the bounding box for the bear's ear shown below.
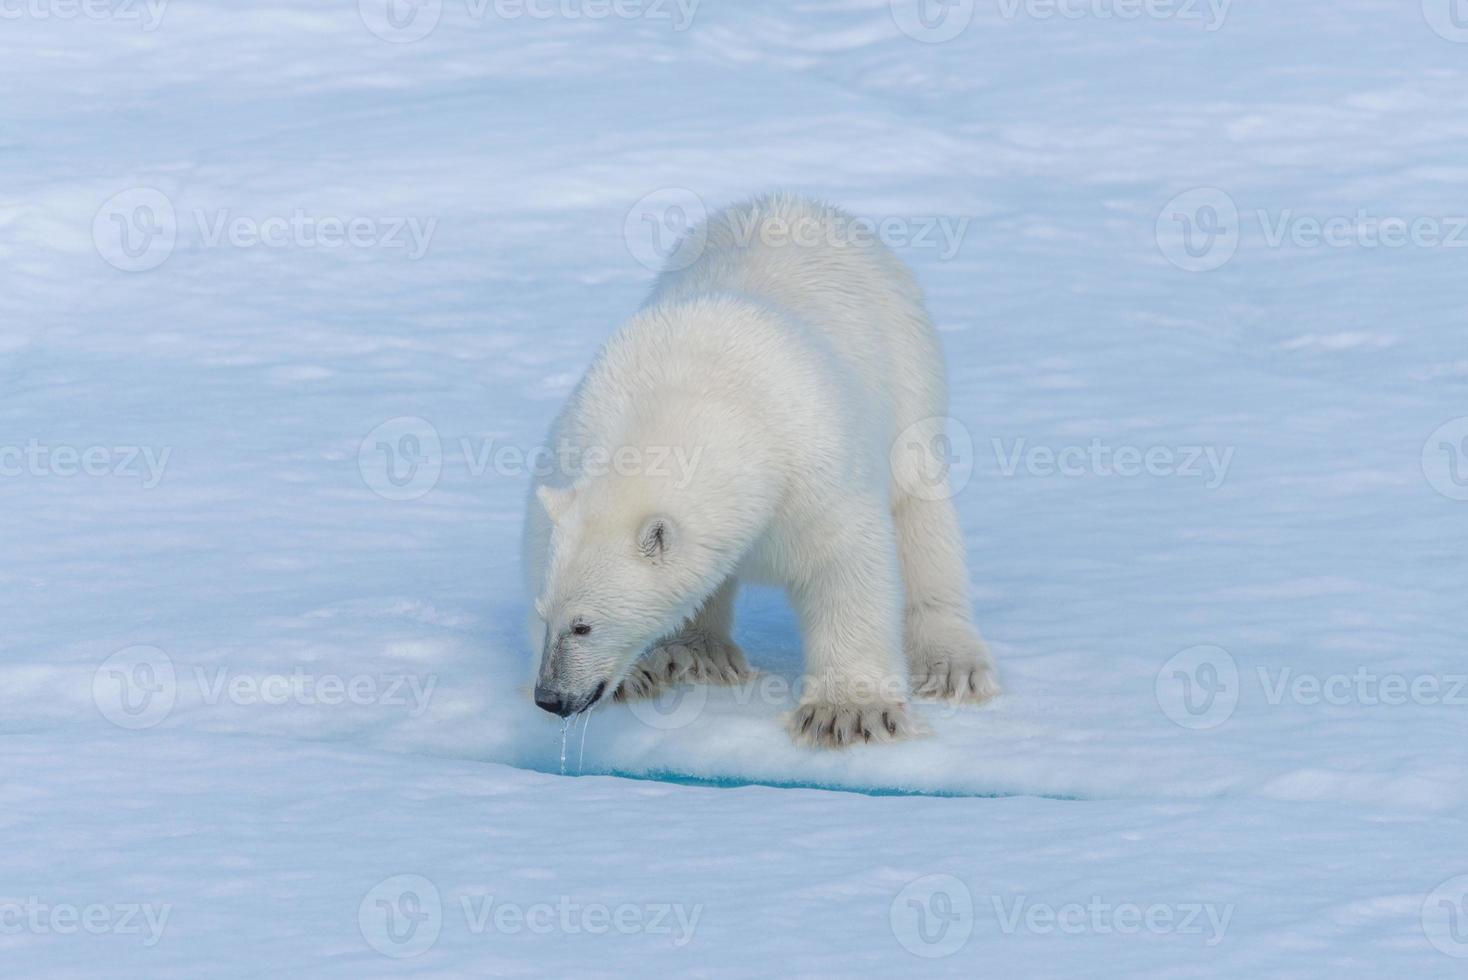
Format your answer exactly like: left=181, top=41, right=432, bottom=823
left=537, top=485, right=575, bottom=524
left=637, top=515, right=675, bottom=563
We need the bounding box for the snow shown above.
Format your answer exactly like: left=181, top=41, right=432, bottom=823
left=3, top=0, right=1467, bottom=975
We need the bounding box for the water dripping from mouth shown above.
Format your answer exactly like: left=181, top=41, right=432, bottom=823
left=577, top=708, right=593, bottom=773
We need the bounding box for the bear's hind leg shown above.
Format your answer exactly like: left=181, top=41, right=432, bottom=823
left=893, top=492, right=1000, bottom=704
left=786, top=501, right=918, bottom=748
left=614, top=578, right=753, bottom=701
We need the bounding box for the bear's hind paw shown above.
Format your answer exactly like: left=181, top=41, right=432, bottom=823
left=909, top=654, right=1001, bottom=705
left=787, top=701, right=917, bottom=749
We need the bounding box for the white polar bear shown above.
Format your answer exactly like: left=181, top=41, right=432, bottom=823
left=523, top=194, right=998, bottom=747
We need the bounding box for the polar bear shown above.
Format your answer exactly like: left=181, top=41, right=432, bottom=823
left=523, top=194, right=998, bottom=747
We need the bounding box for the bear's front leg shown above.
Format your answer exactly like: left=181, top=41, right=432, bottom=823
left=786, top=506, right=917, bottom=748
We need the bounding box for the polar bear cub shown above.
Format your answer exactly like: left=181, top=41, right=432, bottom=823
left=523, top=194, right=998, bottom=747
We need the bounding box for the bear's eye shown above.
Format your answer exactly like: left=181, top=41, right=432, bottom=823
left=571, top=623, right=592, bottom=637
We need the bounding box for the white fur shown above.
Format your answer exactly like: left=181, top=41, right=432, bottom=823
left=523, top=193, right=998, bottom=746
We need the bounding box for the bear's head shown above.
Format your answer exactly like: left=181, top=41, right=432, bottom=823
left=530, top=475, right=733, bottom=717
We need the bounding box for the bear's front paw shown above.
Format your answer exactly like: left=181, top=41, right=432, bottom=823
left=787, top=701, right=916, bottom=749
left=613, top=633, right=753, bottom=702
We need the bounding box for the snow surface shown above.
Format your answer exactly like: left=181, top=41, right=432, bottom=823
left=4, top=0, right=1467, bottom=975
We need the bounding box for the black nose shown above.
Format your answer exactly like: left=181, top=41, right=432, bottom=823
left=534, top=688, right=576, bottom=717
left=533, top=681, right=608, bottom=718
